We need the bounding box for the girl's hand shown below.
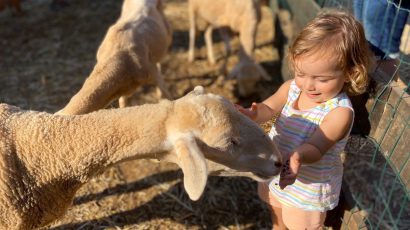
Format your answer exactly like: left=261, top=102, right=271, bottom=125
left=279, top=152, right=302, bottom=189
left=234, top=102, right=258, bottom=120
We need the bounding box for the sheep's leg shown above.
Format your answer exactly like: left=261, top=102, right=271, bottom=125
left=154, top=63, right=172, bottom=99
left=218, top=27, right=231, bottom=75
left=188, top=3, right=196, bottom=62
left=205, top=25, right=216, bottom=65
left=219, top=28, right=231, bottom=57
left=238, top=24, right=271, bottom=81
left=239, top=23, right=257, bottom=58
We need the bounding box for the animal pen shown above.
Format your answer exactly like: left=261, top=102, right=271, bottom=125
left=270, top=0, right=409, bottom=229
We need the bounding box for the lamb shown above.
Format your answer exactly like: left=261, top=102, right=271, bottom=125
left=0, top=86, right=282, bottom=230
left=229, top=53, right=271, bottom=97
left=57, top=0, right=172, bottom=115
left=187, top=0, right=271, bottom=97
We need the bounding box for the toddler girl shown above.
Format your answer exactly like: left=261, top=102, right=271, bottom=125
left=237, top=10, right=371, bottom=229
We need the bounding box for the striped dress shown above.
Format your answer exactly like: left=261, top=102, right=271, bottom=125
left=268, top=80, right=354, bottom=212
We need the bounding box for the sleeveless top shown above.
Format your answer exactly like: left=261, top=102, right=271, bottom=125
left=268, top=80, right=354, bottom=212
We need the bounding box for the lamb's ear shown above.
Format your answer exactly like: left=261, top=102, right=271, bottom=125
left=173, top=134, right=208, bottom=201
left=191, top=86, right=205, bottom=95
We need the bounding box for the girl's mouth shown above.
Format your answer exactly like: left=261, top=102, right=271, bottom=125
left=306, top=92, right=321, bottom=98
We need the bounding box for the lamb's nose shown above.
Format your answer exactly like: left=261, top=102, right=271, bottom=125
left=274, top=161, right=282, bottom=168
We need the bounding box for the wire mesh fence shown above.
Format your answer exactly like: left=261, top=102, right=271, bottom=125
left=271, top=0, right=409, bottom=229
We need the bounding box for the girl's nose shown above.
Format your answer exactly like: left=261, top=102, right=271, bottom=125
left=304, top=78, right=315, bottom=91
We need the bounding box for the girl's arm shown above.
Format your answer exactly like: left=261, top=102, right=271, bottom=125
left=279, top=106, right=353, bottom=189
left=237, top=80, right=291, bottom=124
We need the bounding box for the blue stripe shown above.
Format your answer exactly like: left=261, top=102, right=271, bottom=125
left=287, top=184, right=322, bottom=197
left=281, top=128, right=309, bottom=140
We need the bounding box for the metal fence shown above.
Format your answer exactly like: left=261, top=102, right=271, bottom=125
left=271, top=0, right=409, bottom=229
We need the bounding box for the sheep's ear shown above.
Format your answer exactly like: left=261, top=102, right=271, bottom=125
left=183, top=86, right=205, bottom=98
left=191, top=86, right=205, bottom=95
left=173, top=134, right=208, bottom=200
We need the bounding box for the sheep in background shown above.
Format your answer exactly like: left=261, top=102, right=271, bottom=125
left=187, top=0, right=259, bottom=64
left=229, top=53, right=271, bottom=97
left=57, top=0, right=172, bottom=115
left=0, top=86, right=282, bottom=230
left=187, top=0, right=271, bottom=97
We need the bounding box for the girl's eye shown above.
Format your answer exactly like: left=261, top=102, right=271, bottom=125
left=318, top=79, right=329, bottom=83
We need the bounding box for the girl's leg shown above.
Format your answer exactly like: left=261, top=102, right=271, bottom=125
left=258, top=182, right=286, bottom=230
left=281, top=205, right=326, bottom=230
left=271, top=205, right=287, bottom=230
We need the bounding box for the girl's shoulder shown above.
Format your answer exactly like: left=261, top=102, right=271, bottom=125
left=323, top=92, right=353, bottom=113
left=287, top=80, right=300, bottom=101
left=289, top=80, right=299, bottom=93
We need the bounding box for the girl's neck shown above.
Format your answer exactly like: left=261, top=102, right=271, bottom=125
left=294, top=89, right=344, bottom=111
left=294, top=92, right=323, bottom=111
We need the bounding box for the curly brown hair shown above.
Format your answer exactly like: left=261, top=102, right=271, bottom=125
left=287, top=10, right=372, bottom=96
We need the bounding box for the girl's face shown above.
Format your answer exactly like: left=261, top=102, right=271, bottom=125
left=294, top=52, right=346, bottom=104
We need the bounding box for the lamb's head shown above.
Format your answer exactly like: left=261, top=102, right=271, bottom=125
left=164, top=86, right=281, bottom=200
left=229, top=59, right=271, bottom=97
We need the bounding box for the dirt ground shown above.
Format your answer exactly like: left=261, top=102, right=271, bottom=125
left=0, top=0, right=283, bottom=229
